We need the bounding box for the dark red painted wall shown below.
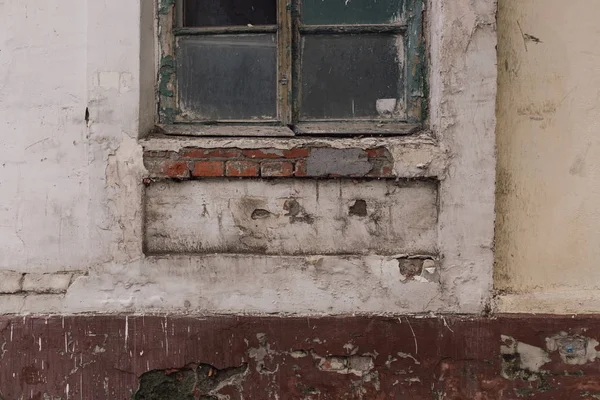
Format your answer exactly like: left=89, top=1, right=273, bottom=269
left=1, top=315, right=599, bottom=399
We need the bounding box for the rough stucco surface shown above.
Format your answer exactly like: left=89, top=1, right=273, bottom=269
left=145, top=179, right=438, bottom=255
left=0, top=0, right=497, bottom=315
left=495, top=1, right=600, bottom=312
left=0, top=0, right=90, bottom=272
left=429, top=0, right=497, bottom=312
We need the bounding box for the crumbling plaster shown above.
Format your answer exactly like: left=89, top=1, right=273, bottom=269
left=0, top=0, right=497, bottom=315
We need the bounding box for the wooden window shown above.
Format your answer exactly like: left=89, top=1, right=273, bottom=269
left=157, top=0, right=425, bottom=136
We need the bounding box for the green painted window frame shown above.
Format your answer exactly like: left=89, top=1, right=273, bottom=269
left=156, top=0, right=426, bottom=136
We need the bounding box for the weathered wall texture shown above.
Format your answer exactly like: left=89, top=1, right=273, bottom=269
left=0, top=0, right=496, bottom=315
left=145, top=179, right=438, bottom=255
left=2, top=315, right=600, bottom=399
left=495, top=1, right=600, bottom=312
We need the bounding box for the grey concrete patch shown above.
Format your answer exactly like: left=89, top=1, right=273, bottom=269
left=306, top=148, right=372, bottom=177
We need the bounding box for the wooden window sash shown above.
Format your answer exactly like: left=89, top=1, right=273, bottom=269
left=158, top=0, right=425, bottom=135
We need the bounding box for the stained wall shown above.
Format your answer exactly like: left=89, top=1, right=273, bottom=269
left=495, top=0, right=600, bottom=312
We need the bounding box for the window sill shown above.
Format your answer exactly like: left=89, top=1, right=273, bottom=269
left=158, top=121, right=421, bottom=138
left=158, top=124, right=295, bottom=137
left=294, top=121, right=421, bottom=136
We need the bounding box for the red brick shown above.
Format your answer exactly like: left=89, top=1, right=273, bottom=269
left=366, top=160, right=395, bottom=178
left=192, top=161, right=224, bottom=177
left=163, top=161, right=190, bottom=179
left=226, top=161, right=259, bottom=177
left=181, top=148, right=241, bottom=159
left=260, top=161, right=294, bottom=177
left=366, top=148, right=387, bottom=158
left=241, top=149, right=283, bottom=159
left=381, top=166, right=394, bottom=177
left=282, top=148, right=310, bottom=159
left=294, top=160, right=307, bottom=177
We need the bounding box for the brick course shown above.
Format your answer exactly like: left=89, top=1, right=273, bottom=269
left=0, top=272, right=76, bottom=295
left=163, top=161, right=190, bottom=179
left=0, top=271, right=23, bottom=294
left=22, top=273, right=73, bottom=294
left=192, top=161, right=223, bottom=177
left=226, top=161, right=259, bottom=177
left=143, top=146, right=394, bottom=179
left=260, top=161, right=294, bottom=177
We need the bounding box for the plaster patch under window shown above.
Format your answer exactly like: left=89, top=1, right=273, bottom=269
left=144, top=179, right=438, bottom=255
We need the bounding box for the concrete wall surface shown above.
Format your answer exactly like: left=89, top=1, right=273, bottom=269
left=495, top=0, right=600, bottom=312
left=0, top=0, right=497, bottom=315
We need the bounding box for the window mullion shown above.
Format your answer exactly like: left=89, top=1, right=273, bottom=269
left=277, top=0, right=293, bottom=126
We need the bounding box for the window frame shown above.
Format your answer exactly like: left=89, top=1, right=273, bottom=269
left=156, top=0, right=426, bottom=136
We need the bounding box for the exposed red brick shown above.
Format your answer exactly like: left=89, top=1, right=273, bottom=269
left=241, top=149, right=284, bottom=159
left=143, top=146, right=392, bottom=179
left=366, top=159, right=395, bottom=178
left=226, top=161, right=259, bottom=177
left=163, top=161, right=190, bottom=179
left=366, top=148, right=387, bottom=158
left=294, top=160, right=307, bottom=177
left=182, top=148, right=241, bottom=159
left=192, top=161, right=224, bottom=177
left=282, top=148, right=310, bottom=159
left=382, top=166, right=394, bottom=176
left=261, top=161, right=294, bottom=177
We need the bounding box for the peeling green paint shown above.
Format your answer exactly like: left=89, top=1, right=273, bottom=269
left=155, top=0, right=427, bottom=128
left=159, top=106, right=178, bottom=123
left=158, top=0, right=174, bottom=15
left=158, top=54, right=177, bottom=123
left=157, top=0, right=178, bottom=125
left=159, top=55, right=176, bottom=98
left=405, top=0, right=426, bottom=124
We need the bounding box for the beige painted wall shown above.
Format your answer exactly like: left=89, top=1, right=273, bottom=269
left=496, top=1, right=600, bottom=301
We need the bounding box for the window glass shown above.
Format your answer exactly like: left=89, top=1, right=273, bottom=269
left=300, top=35, right=402, bottom=119
left=183, top=0, right=277, bottom=27
left=177, top=35, right=277, bottom=120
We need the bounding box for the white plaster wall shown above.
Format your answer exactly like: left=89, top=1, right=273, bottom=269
left=495, top=0, right=600, bottom=313
left=0, top=0, right=90, bottom=272
left=0, top=0, right=497, bottom=315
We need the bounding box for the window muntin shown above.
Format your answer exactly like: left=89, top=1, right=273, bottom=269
left=158, top=0, right=425, bottom=135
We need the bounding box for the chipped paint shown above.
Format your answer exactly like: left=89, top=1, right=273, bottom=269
left=6, top=315, right=600, bottom=399
left=158, top=0, right=174, bottom=15
left=546, top=332, right=600, bottom=365
left=501, top=335, right=551, bottom=379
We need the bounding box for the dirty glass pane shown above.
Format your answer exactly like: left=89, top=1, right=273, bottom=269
left=177, top=35, right=277, bottom=120
left=183, top=0, right=277, bottom=27
left=301, top=0, right=404, bottom=25
left=300, top=35, right=402, bottom=120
